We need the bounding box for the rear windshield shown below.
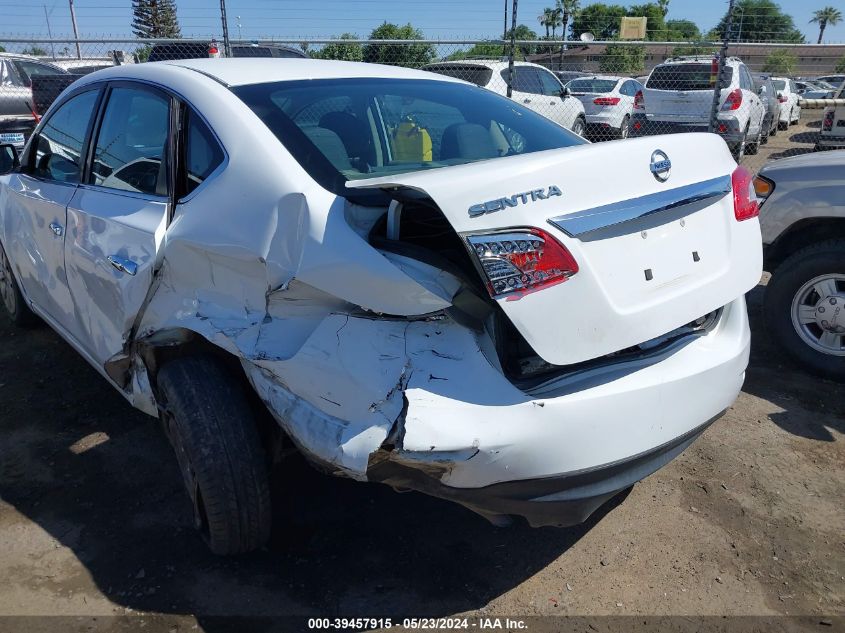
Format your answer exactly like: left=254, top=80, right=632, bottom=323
left=646, top=63, right=733, bottom=91
left=772, top=79, right=786, bottom=90
left=232, top=78, right=586, bottom=203
left=567, top=78, right=618, bottom=94
left=423, top=65, right=494, bottom=87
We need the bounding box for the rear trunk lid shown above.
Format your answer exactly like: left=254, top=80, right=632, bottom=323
left=643, top=63, right=730, bottom=124
left=348, top=133, right=762, bottom=366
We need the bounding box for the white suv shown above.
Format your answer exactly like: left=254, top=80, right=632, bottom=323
left=770, top=77, right=802, bottom=129
left=630, top=56, right=767, bottom=161
left=423, top=60, right=587, bottom=136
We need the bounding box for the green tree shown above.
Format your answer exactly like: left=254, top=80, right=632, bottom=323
left=314, top=33, right=363, bottom=61
left=505, top=24, right=540, bottom=57
left=21, top=46, right=48, bottom=56
left=599, top=43, right=645, bottom=72
left=762, top=49, right=798, bottom=74
left=559, top=0, right=580, bottom=40
left=444, top=42, right=504, bottom=61
left=666, top=19, right=702, bottom=40
left=569, top=3, right=627, bottom=40
left=810, top=6, right=842, bottom=44
left=132, top=0, right=181, bottom=39
left=837, top=54, right=845, bottom=73
left=538, top=8, right=555, bottom=38
left=363, top=23, right=435, bottom=68
left=671, top=44, right=717, bottom=56
left=657, top=0, right=670, bottom=16
left=710, top=0, right=803, bottom=43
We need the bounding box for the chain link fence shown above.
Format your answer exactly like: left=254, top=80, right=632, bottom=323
left=1, top=37, right=843, bottom=173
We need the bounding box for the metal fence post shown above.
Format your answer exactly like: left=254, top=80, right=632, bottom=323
left=506, top=0, right=518, bottom=98
left=709, top=0, right=735, bottom=134
left=220, top=0, right=232, bottom=57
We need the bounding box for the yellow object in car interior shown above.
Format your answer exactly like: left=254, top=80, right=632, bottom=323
left=392, top=121, right=433, bottom=162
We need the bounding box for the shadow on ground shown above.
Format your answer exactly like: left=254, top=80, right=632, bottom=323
left=0, top=318, right=612, bottom=622
left=742, top=283, right=845, bottom=442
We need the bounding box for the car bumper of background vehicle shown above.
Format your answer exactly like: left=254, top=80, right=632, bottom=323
left=585, top=111, right=625, bottom=128
left=365, top=297, right=751, bottom=527
left=629, top=116, right=744, bottom=144
left=816, top=135, right=845, bottom=148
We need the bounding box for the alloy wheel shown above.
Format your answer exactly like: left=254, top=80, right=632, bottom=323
left=790, top=274, right=845, bottom=356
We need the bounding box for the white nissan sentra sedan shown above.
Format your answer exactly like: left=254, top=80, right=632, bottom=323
left=0, top=59, right=763, bottom=554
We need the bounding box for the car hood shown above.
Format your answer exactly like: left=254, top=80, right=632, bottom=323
left=760, top=150, right=845, bottom=177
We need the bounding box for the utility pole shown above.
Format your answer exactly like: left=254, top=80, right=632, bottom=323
left=502, top=0, right=509, bottom=56
left=43, top=5, right=56, bottom=59
left=506, top=0, right=518, bottom=98
left=236, top=15, right=242, bottom=41
left=68, top=0, right=81, bottom=59
left=220, top=0, right=232, bottom=57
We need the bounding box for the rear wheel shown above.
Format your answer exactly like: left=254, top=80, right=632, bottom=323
left=618, top=115, right=630, bottom=139
left=778, top=117, right=789, bottom=131
left=0, top=241, right=38, bottom=327
left=731, top=127, right=748, bottom=162
left=570, top=116, right=586, bottom=138
left=788, top=108, right=796, bottom=126
left=746, top=124, right=761, bottom=155
left=760, top=117, right=771, bottom=145
left=764, top=240, right=845, bottom=380
left=158, top=355, right=272, bottom=555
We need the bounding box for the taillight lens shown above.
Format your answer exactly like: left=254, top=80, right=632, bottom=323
left=594, top=96, right=621, bottom=106
left=732, top=166, right=759, bottom=221
left=721, top=88, right=743, bottom=111
left=633, top=90, right=644, bottom=111
left=777, top=93, right=787, bottom=103
left=822, top=108, right=835, bottom=131
left=466, top=229, right=578, bottom=298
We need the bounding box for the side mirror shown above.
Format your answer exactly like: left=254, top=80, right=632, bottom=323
left=561, top=86, right=571, bottom=98
left=757, top=85, right=766, bottom=96
left=0, top=144, right=20, bottom=175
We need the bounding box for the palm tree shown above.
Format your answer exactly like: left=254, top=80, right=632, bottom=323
left=550, top=6, right=563, bottom=39
left=538, top=7, right=554, bottom=39
left=810, top=6, right=843, bottom=44
left=657, top=0, right=670, bottom=17
left=559, top=0, right=579, bottom=40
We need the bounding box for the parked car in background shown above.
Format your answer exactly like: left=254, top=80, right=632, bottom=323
left=816, top=81, right=845, bottom=151
left=630, top=56, right=767, bottom=161
left=0, top=53, right=71, bottom=149
left=423, top=60, right=587, bottom=136
left=795, top=79, right=833, bottom=95
left=752, top=74, right=780, bottom=144
left=815, top=74, right=845, bottom=88
left=565, top=75, right=643, bottom=139
left=756, top=151, right=845, bottom=380
left=148, top=41, right=307, bottom=62
left=770, top=77, right=801, bottom=129
left=0, top=58, right=761, bottom=554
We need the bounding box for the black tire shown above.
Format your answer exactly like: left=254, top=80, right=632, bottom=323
left=157, top=355, right=272, bottom=555
left=770, top=119, right=778, bottom=136
left=760, top=117, right=770, bottom=145
left=0, top=240, right=39, bottom=327
left=618, top=114, right=630, bottom=139
left=730, top=127, right=748, bottom=162
left=777, top=118, right=788, bottom=131
left=746, top=125, right=761, bottom=155
left=764, top=240, right=845, bottom=381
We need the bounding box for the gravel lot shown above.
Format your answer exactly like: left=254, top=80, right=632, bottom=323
left=0, top=113, right=842, bottom=629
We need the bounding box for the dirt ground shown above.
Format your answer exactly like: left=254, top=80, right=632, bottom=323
left=0, top=275, right=843, bottom=630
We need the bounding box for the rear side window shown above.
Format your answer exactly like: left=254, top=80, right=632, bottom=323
left=568, top=78, right=618, bottom=94
left=646, top=63, right=733, bottom=91
left=31, top=89, right=99, bottom=184
left=424, top=65, right=493, bottom=87
left=183, top=109, right=224, bottom=196
left=772, top=79, right=786, bottom=91
left=89, top=86, right=171, bottom=196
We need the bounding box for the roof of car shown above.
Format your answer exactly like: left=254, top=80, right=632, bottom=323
left=568, top=74, right=624, bottom=82
left=83, top=57, right=465, bottom=87
left=423, top=59, right=548, bottom=71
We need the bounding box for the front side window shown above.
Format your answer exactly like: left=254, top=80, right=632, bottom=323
left=232, top=78, right=586, bottom=203
left=537, top=69, right=563, bottom=96
left=31, top=89, right=99, bottom=184
left=90, top=86, right=170, bottom=196
left=182, top=109, right=224, bottom=197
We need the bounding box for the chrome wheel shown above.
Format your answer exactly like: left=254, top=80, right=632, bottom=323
left=571, top=118, right=585, bottom=137
left=790, top=274, right=845, bottom=356
left=0, top=245, right=17, bottom=316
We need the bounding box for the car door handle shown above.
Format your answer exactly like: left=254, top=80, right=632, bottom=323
left=523, top=98, right=531, bottom=104
left=49, top=222, right=63, bottom=237
left=107, top=255, right=137, bottom=276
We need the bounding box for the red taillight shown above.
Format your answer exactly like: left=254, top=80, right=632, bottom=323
left=633, top=89, right=644, bottom=111
left=822, top=108, right=835, bottom=131
left=593, top=96, right=621, bottom=106
left=633, top=121, right=642, bottom=129
left=466, top=229, right=578, bottom=299
left=721, top=88, right=743, bottom=111
left=777, top=94, right=787, bottom=103
left=732, top=166, right=759, bottom=221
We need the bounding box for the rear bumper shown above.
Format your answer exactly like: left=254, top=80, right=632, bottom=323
left=630, top=115, right=745, bottom=144
left=367, top=296, right=750, bottom=527
left=817, top=134, right=845, bottom=148
left=585, top=110, right=625, bottom=128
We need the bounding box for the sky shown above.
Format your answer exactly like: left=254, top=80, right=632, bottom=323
left=1, top=0, right=843, bottom=44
